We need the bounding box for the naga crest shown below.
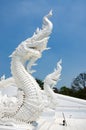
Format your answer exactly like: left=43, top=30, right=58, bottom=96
left=44, top=59, right=62, bottom=89
left=11, top=10, right=53, bottom=59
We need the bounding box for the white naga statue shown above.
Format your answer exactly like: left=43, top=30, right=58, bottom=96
left=0, top=11, right=62, bottom=127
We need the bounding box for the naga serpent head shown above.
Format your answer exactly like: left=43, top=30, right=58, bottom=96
left=10, top=11, right=53, bottom=62
left=9, top=11, right=53, bottom=74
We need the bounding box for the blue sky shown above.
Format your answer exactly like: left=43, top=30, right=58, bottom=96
left=0, top=0, right=86, bottom=88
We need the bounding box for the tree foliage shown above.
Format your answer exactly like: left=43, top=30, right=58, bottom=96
left=36, top=72, right=86, bottom=100
left=59, top=86, right=73, bottom=96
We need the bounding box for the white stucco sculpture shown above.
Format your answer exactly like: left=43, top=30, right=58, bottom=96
left=0, top=11, right=62, bottom=127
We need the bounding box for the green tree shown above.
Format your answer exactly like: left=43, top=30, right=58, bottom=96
left=59, top=86, right=73, bottom=96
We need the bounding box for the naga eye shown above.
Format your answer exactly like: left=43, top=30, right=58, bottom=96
left=29, top=47, right=37, bottom=49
